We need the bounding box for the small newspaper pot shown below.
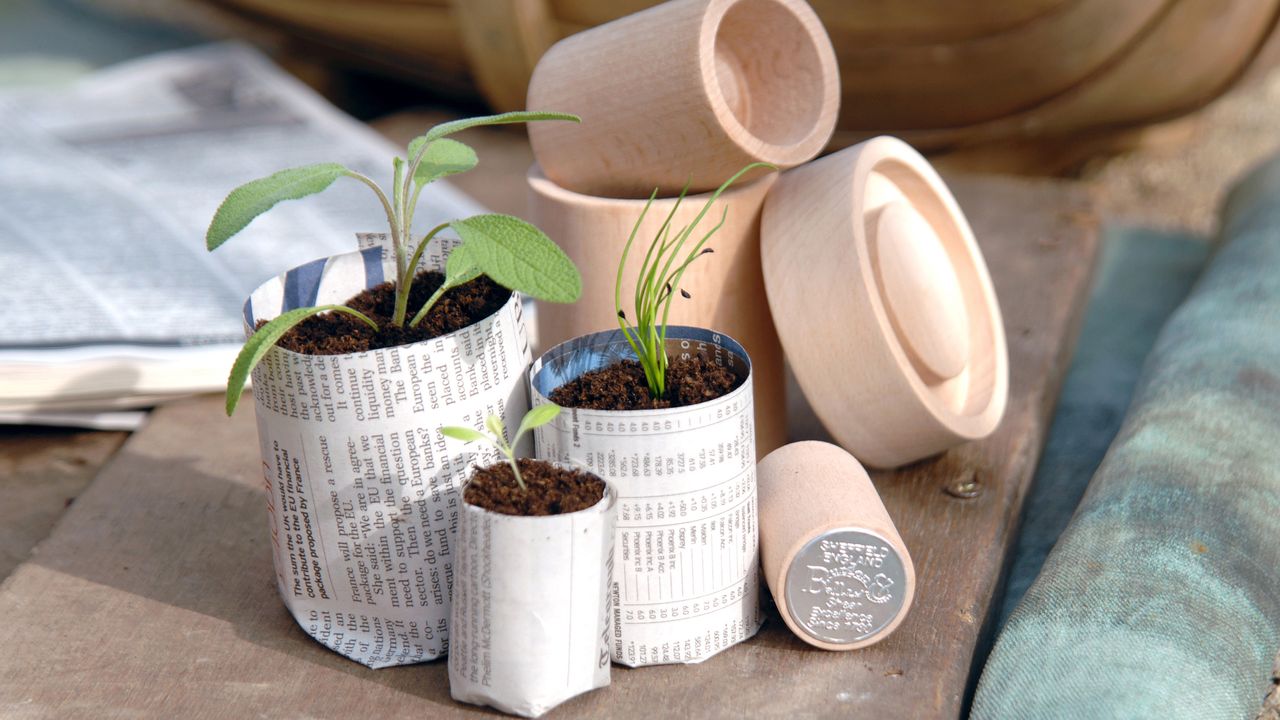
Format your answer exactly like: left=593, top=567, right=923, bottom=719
left=448, top=470, right=616, bottom=718
left=530, top=327, right=762, bottom=667
left=244, top=242, right=532, bottom=668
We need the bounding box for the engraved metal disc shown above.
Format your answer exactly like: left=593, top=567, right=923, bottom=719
left=784, top=528, right=908, bottom=645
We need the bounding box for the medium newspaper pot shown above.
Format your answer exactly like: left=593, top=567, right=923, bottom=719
left=449, top=468, right=616, bottom=718
left=528, top=165, right=787, bottom=457
left=530, top=327, right=761, bottom=667
left=243, top=243, right=532, bottom=668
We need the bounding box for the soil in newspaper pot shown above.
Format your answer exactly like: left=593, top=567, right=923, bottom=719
left=530, top=167, right=765, bottom=667
left=441, top=407, right=615, bottom=718
left=204, top=112, right=585, bottom=668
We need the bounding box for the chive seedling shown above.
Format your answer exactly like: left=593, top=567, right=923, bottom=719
left=205, top=111, right=584, bottom=416
left=440, top=404, right=562, bottom=491
left=614, top=162, right=775, bottom=399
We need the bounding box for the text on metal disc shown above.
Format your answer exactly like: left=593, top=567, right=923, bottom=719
left=784, top=528, right=908, bottom=645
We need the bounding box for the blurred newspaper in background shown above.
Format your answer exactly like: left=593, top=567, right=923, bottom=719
left=0, top=43, right=484, bottom=429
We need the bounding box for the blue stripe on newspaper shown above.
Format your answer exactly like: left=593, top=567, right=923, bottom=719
left=283, top=256, right=327, bottom=311
left=360, top=246, right=385, bottom=288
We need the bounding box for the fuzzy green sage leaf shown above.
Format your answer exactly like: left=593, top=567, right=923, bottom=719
left=206, top=163, right=348, bottom=250
left=450, top=214, right=582, bottom=303
left=225, top=304, right=378, bottom=416
left=407, top=138, right=478, bottom=185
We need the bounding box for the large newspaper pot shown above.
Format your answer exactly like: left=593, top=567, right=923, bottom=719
left=530, top=327, right=761, bottom=667
left=449, top=468, right=616, bottom=718
left=243, top=243, right=532, bottom=668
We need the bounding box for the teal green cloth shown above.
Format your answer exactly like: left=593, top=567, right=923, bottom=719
left=997, top=226, right=1210, bottom=627
left=973, top=159, right=1280, bottom=718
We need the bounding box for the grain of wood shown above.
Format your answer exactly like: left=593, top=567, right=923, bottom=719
left=763, top=138, right=1008, bottom=468
left=0, top=428, right=127, bottom=583
left=526, top=0, right=839, bottom=197
left=0, top=173, right=1095, bottom=719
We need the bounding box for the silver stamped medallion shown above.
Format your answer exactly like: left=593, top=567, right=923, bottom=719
left=784, top=528, right=907, bottom=645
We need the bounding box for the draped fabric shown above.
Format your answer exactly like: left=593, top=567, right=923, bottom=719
left=973, top=158, right=1280, bottom=718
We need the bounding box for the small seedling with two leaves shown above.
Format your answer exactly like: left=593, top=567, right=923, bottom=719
left=207, top=111, right=583, bottom=416
left=440, top=404, right=562, bottom=491
left=614, top=162, right=775, bottom=399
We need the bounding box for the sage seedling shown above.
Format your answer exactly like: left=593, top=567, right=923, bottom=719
left=440, top=404, right=562, bottom=491
left=206, top=111, right=583, bottom=416
left=614, top=163, right=774, bottom=398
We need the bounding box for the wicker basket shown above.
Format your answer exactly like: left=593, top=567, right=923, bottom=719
left=201, top=0, right=1280, bottom=160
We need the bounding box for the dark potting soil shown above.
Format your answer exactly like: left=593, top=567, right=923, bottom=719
left=548, top=356, right=741, bottom=411
left=464, top=458, right=606, bottom=516
left=267, top=271, right=509, bottom=355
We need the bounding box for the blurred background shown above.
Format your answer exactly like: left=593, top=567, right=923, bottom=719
left=7, top=0, right=1280, bottom=230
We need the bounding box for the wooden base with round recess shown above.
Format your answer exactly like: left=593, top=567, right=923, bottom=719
left=528, top=164, right=786, bottom=456
left=761, top=136, right=1008, bottom=468
left=757, top=441, right=914, bottom=651
left=526, top=0, right=840, bottom=199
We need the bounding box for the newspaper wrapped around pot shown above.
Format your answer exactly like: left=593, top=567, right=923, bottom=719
left=531, top=327, right=761, bottom=666
left=243, top=237, right=531, bottom=668
left=448, top=468, right=616, bottom=717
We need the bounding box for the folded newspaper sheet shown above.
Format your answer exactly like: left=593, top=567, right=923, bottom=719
left=0, top=42, right=482, bottom=425
left=531, top=328, right=763, bottom=666
left=247, top=237, right=532, bottom=668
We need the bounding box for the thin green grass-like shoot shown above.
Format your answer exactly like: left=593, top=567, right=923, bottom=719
left=440, top=404, right=562, bottom=491
left=205, top=111, right=583, bottom=415
left=614, top=163, right=775, bottom=398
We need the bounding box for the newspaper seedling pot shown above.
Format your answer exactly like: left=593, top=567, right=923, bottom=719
left=761, top=136, right=1009, bottom=469
left=757, top=441, right=914, bottom=650
left=449, top=464, right=616, bottom=718
left=243, top=243, right=532, bottom=668
left=526, top=0, right=839, bottom=198
left=530, top=327, right=761, bottom=667
left=528, top=164, right=786, bottom=456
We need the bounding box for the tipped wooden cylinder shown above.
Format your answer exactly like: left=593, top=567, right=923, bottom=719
left=526, top=0, right=840, bottom=198
left=758, top=441, right=914, bottom=651
left=761, top=136, right=1009, bottom=468
left=529, top=164, right=787, bottom=456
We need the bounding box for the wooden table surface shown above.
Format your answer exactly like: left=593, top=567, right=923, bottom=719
left=0, top=129, right=1098, bottom=718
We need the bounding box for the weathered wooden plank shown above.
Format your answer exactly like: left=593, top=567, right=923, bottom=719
left=0, top=428, right=127, bottom=583
left=0, top=174, right=1097, bottom=719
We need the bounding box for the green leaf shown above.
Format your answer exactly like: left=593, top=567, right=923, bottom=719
left=416, top=111, right=580, bottom=146
left=485, top=414, right=506, bottom=441
left=225, top=304, right=378, bottom=416
left=407, top=138, right=478, bottom=185
left=445, top=242, right=483, bottom=286
left=450, top=214, right=582, bottom=303
left=516, top=403, right=560, bottom=440
left=206, top=163, right=348, bottom=250
left=439, top=426, right=489, bottom=444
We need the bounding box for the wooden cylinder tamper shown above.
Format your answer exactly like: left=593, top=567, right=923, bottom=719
left=761, top=136, right=1009, bottom=468
left=758, top=441, right=914, bottom=650
left=528, top=165, right=788, bottom=456
left=526, top=0, right=840, bottom=198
